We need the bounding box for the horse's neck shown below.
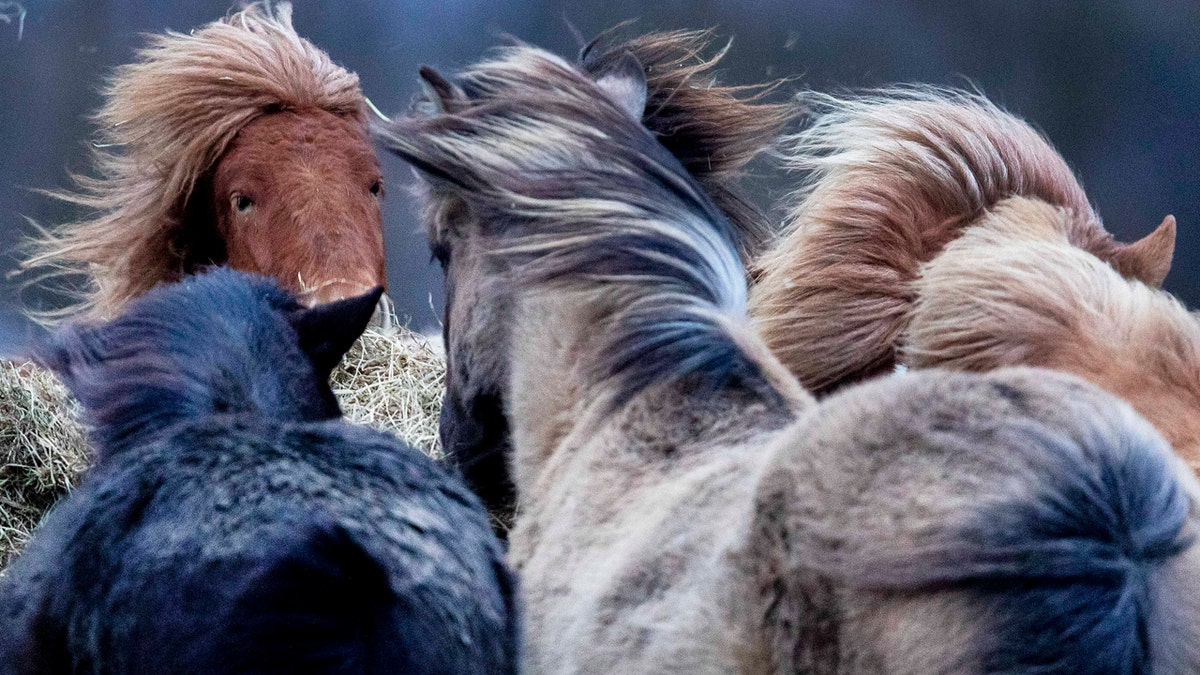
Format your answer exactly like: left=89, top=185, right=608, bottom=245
left=89, top=395, right=192, bottom=463
left=504, top=293, right=804, bottom=673
left=506, top=295, right=596, bottom=495
left=505, top=293, right=807, bottom=501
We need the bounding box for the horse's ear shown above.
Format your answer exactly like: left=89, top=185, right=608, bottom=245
left=288, top=287, right=385, bottom=379
left=1113, top=214, right=1176, bottom=287
left=594, top=50, right=647, bottom=120
left=417, top=66, right=465, bottom=115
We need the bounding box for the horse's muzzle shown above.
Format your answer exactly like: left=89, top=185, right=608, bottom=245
left=298, top=279, right=394, bottom=329
left=299, top=279, right=383, bottom=305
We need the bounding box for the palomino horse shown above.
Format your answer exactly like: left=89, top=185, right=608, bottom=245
left=902, top=196, right=1200, bottom=472
left=749, top=88, right=1177, bottom=394
left=22, top=2, right=386, bottom=318
left=379, top=42, right=1200, bottom=673
left=0, top=269, right=518, bottom=673
left=414, top=29, right=794, bottom=524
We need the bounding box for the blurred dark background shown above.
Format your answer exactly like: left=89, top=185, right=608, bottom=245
left=1, top=0, right=1197, bottom=357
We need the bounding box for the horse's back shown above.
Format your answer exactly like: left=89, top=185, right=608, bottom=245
left=0, top=418, right=518, bottom=674
left=752, top=367, right=1200, bottom=673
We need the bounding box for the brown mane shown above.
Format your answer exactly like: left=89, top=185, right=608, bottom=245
left=21, top=2, right=364, bottom=321
left=905, top=196, right=1200, bottom=470
left=749, top=87, right=1176, bottom=393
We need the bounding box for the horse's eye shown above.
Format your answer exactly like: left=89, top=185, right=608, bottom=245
left=369, top=180, right=384, bottom=197
left=232, top=194, right=254, bottom=213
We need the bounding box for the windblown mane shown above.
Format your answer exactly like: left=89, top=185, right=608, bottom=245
left=21, top=2, right=364, bottom=321
left=578, top=29, right=795, bottom=261
left=750, top=86, right=1175, bottom=392
left=904, top=196, right=1200, bottom=468
left=904, top=197, right=1197, bottom=370
left=381, top=44, right=764, bottom=405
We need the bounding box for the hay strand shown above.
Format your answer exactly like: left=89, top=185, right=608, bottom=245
left=0, top=325, right=445, bottom=569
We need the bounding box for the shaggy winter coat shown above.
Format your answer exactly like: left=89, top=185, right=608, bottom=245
left=0, top=270, right=518, bottom=674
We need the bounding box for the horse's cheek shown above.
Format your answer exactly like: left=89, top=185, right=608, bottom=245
left=225, top=217, right=276, bottom=279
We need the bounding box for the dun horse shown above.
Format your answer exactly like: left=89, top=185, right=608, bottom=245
left=902, top=196, right=1200, bottom=471
left=22, top=2, right=386, bottom=319
left=749, top=88, right=1177, bottom=394
left=417, top=29, right=793, bottom=523
left=379, top=42, right=1200, bottom=673
left=0, top=269, right=518, bottom=674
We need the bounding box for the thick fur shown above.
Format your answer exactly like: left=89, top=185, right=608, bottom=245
left=752, top=368, right=1200, bottom=674
left=750, top=87, right=1177, bottom=393
left=904, top=196, right=1200, bottom=471
left=383, top=41, right=1200, bottom=673
left=0, top=269, right=519, bottom=674
left=387, top=29, right=793, bottom=525
left=22, top=2, right=384, bottom=320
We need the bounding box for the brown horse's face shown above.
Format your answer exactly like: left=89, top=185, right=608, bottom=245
left=211, top=108, right=386, bottom=305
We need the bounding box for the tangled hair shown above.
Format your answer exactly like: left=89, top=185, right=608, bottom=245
left=382, top=42, right=772, bottom=407
left=578, top=28, right=795, bottom=261
left=21, top=2, right=364, bottom=321
left=905, top=196, right=1200, bottom=469
left=750, top=87, right=1176, bottom=393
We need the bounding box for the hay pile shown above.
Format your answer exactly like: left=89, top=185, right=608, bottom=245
left=0, top=325, right=446, bottom=568
left=332, top=326, right=445, bottom=458
left=0, top=359, right=89, bottom=567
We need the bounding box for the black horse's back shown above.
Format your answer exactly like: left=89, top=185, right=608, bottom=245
left=0, top=269, right=519, bottom=674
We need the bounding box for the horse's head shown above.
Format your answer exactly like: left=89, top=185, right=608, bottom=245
left=208, top=108, right=386, bottom=306
left=21, top=2, right=388, bottom=320
left=383, top=46, right=662, bottom=522
left=37, top=268, right=382, bottom=458
left=404, top=66, right=522, bottom=521
left=381, top=32, right=785, bottom=522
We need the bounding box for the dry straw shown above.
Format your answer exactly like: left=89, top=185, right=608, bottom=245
left=0, top=325, right=446, bottom=569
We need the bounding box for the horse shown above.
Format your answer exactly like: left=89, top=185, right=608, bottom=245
left=411, top=28, right=794, bottom=525
left=748, top=87, right=1177, bottom=394
left=0, top=269, right=519, bottom=674
left=21, top=2, right=387, bottom=319
left=750, top=366, right=1200, bottom=674
left=900, top=195, right=1200, bottom=472
left=378, top=41, right=1200, bottom=673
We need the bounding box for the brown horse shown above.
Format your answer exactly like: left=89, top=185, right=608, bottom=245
left=379, top=41, right=1200, bottom=673
left=903, top=195, right=1200, bottom=471
left=749, top=88, right=1177, bottom=394
left=22, top=2, right=386, bottom=319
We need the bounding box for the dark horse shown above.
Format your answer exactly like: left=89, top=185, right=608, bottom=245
left=0, top=269, right=519, bottom=674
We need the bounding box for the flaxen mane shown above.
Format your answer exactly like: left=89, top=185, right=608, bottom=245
left=749, top=87, right=1176, bottom=393
left=390, top=30, right=793, bottom=523
left=22, top=2, right=364, bottom=320
left=904, top=196, right=1200, bottom=470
